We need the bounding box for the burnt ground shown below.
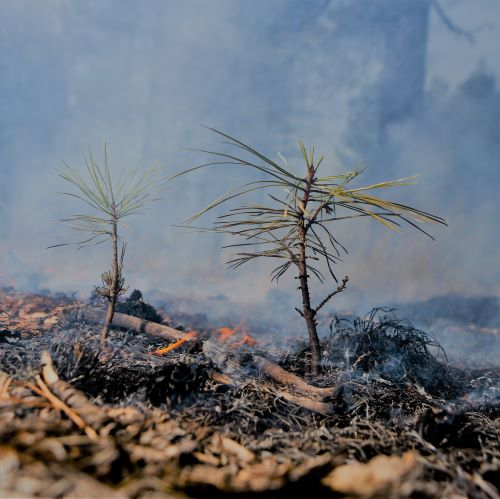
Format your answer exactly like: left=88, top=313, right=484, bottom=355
left=0, top=288, right=499, bottom=498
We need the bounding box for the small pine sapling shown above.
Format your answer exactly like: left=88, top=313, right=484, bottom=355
left=51, top=145, right=164, bottom=344
left=178, top=128, right=446, bottom=376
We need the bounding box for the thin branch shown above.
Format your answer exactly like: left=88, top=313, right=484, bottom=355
left=314, top=276, right=349, bottom=315
left=432, top=1, right=476, bottom=44
left=295, top=307, right=305, bottom=318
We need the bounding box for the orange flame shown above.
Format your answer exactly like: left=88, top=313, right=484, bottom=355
left=218, top=326, right=238, bottom=342
left=216, top=320, right=257, bottom=349
left=151, top=331, right=198, bottom=356
left=217, top=319, right=245, bottom=342
left=231, top=334, right=256, bottom=349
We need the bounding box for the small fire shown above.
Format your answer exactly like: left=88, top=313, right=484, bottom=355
left=216, top=320, right=257, bottom=349
left=217, top=320, right=244, bottom=342
left=152, top=331, right=198, bottom=356
left=217, top=327, right=237, bottom=342
left=231, top=334, right=256, bottom=349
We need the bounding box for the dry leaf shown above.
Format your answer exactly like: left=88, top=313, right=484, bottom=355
left=322, top=452, right=418, bottom=496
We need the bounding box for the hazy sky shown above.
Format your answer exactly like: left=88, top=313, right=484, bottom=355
left=1, top=0, right=499, bottom=315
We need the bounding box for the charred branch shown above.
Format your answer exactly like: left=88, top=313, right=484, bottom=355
left=72, top=305, right=185, bottom=341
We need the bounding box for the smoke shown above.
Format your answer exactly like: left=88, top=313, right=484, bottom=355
left=1, top=0, right=499, bottom=344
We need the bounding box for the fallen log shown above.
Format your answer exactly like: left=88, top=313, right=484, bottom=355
left=69, top=305, right=185, bottom=341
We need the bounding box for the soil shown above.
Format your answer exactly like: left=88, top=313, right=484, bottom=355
left=0, top=288, right=498, bottom=498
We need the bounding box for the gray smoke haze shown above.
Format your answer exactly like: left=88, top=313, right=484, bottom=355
left=1, top=0, right=499, bottom=342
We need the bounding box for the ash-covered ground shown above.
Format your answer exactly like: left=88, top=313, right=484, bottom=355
left=0, top=287, right=499, bottom=498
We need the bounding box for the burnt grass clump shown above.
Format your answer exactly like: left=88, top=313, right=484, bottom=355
left=52, top=330, right=208, bottom=407
left=0, top=325, right=209, bottom=408
left=0, top=290, right=499, bottom=497
left=328, top=309, right=468, bottom=396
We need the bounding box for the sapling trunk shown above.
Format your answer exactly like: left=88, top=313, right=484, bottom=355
left=297, top=164, right=322, bottom=375
left=297, top=237, right=321, bottom=376
left=100, top=216, right=119, bottom=344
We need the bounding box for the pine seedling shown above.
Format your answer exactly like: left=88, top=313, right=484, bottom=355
left=51, top=145, right=164, bottom=344
left=177, top=128, right=446, bottom=376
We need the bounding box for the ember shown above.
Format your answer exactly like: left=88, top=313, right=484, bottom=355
left=152, top=331, right=198, bottom=356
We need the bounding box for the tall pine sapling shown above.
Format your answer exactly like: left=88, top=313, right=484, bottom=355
left=50, top=145, right=163, bottom=344
left=178, top=128, right=446, bottom=376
